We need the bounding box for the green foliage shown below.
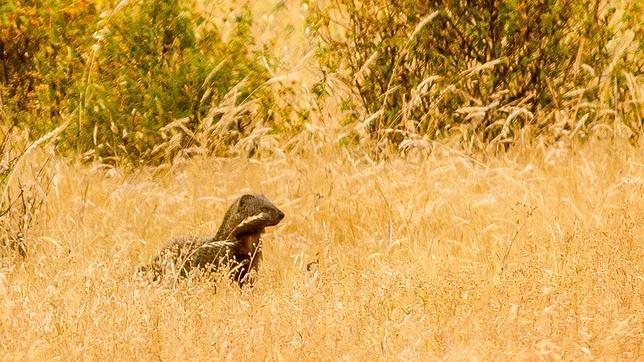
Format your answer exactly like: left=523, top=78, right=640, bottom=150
left=1, top=0, right=269, bottom=163
left=83, top=0, right=269, bottom=162
left=0, top=0, right=98, bottom=125
left=309, top=0, right=640, bottom=142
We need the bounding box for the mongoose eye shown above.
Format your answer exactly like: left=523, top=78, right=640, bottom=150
left=238, top=194, right=254, bottom=207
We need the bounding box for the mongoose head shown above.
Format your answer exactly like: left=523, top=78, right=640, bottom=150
left=215, top=194, right=285, bottom=241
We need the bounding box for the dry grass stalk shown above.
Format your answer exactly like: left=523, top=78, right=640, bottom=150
left=0, top=135, right=641, bottom=359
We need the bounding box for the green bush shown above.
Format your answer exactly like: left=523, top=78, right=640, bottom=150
left=82, top=0, right=269, bottom=162
left=1, top=0, right=270, bottom=163
left=0, top=0, right=98, bottom=127
left=309, top=0, right=641, bottom=143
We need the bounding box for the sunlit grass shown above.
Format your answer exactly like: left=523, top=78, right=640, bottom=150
left=0, top=137, right=641, bottom=359
left=0, top=0, right=642, bottom=359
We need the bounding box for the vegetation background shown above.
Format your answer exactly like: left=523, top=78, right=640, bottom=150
left=0, top=0, right=642, bottom=359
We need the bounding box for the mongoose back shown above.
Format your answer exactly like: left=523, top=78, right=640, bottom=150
left=139, top=194, right=284, bottom=286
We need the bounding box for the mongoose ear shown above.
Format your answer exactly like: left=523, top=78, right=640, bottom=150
left=238, top=194, right=255, bottom=206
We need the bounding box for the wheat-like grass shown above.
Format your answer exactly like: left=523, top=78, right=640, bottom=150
left=0, top=0, right=642, bottom=359
left=0, top=136, right=641, bottom=359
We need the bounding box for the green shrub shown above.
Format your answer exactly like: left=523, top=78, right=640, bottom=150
left=82, top=0, right=269, bottom=162
left=1, top=0, right=270, bottom=163
left=309, top=0, right=641, bottom=143
left=0, top=0, right=98, bottom=128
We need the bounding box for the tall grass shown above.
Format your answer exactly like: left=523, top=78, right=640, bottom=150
left=0, top=136, right=641, bottom=359
left=0, top=0, right=642, bottom=359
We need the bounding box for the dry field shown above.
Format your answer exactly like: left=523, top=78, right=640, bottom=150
left=0, top=137, right=642, bottom=360
left=1, top=0, right=642, bottom=359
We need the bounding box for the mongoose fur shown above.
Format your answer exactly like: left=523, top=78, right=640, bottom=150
left=139, top=194, right=284, bottom=286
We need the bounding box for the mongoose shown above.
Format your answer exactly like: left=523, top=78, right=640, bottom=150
left=139, top=194, right=284, bottom=286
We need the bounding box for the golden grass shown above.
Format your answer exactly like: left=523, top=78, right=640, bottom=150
left=0, top=137, right=641, bottom=359
left=0, top=0, right=642, bottom=359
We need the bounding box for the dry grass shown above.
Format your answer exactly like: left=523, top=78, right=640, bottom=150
left=0, top=137, right=642, bottom=360
left=0, top=0, right=642, bottom=359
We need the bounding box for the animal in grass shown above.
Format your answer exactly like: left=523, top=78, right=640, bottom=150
left=138, top=194, right=284, bottom=286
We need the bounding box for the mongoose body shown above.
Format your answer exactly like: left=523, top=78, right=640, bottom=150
left=140, top=194, right=284, bottom=286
